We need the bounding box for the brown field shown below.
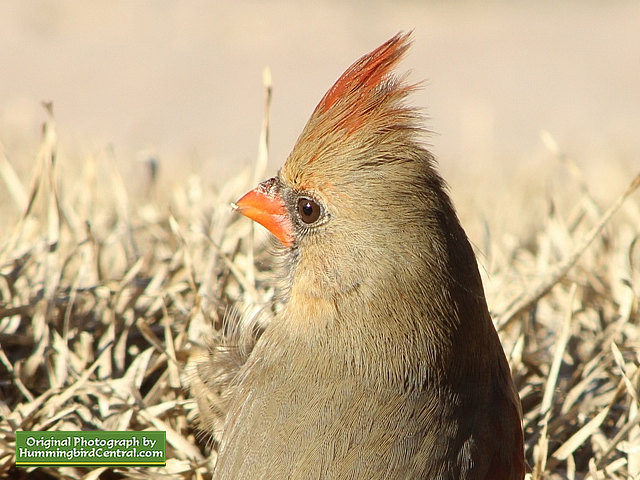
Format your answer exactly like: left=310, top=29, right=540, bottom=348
left=1, top=2, right=640, bottom=479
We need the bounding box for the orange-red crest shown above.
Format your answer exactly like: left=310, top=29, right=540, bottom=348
left=283, top=32, right=421, bottom=191
left=312, top=32, right=413, bottom=134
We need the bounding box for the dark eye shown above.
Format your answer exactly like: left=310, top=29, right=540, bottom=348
left=297, top=197, right=322, bottom=224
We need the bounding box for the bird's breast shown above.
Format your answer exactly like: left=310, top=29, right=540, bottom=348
left=214, top=349, right=452, bottom=479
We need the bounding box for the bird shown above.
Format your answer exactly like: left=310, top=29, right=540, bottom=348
left=194, top=32, right=525, bottom=479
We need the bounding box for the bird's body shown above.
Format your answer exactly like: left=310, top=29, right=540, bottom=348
left=214, top=294, right=522, bottom=479
left=195, top=33, right=525, bottom=479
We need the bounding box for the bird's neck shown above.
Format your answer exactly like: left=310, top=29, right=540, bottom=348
left=274, top=243, right=494, bottom=388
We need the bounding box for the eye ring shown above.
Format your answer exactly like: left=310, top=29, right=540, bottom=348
left=297, top=197, right=322, bottom=224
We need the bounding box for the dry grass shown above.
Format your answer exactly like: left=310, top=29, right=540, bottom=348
left=1, top=101, right=639, bottom=480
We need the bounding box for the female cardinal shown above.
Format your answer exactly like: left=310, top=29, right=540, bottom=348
left=200, top=32, right=525, bottom=479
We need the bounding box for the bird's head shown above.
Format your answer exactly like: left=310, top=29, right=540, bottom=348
left=235, top=33, right=460, bottom=306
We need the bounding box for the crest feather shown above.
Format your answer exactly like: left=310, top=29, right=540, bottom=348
left=284, top=32, right=421, bottom=184
left=311, top=32, right=413, bottom=134
left=316, top=32, right=412, bottom=114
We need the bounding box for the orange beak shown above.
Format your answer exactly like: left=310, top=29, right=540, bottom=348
left=234, top=178, right=294, bottom=247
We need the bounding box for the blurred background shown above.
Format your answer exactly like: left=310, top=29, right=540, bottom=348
left=1, top=1, right=639, bottom=202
